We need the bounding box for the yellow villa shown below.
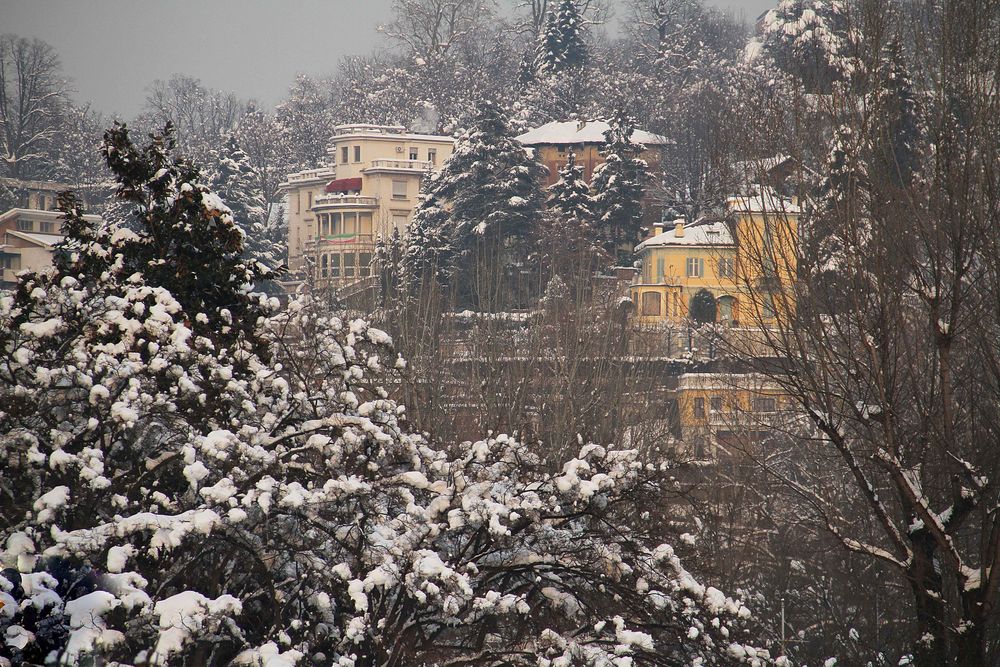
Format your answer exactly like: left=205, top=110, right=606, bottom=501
left=281, top=124, right=455, bottom=286
left=630, top=189, right=800, bottom=326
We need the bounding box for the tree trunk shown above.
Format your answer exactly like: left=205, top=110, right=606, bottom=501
left=909, top=536, right=948, bottom=667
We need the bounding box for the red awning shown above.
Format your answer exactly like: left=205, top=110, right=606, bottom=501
left=325, top=177, right=363, bottom=193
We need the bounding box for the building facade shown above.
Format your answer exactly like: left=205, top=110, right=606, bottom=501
left=281, top=125, right=455, bottom=286
left=0, top=208, right=101, bottom=289
left=630, top=190, right=800, bottom=326
left=514, top=120, right=670, bottom=186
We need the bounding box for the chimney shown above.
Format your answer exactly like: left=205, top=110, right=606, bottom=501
left=674, top=221, right=685, bottom=237
left=652, top=221, right=664, bottom=237
left=577, top=119, right=587, bottom=131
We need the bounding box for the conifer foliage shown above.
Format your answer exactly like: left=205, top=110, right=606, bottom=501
left=209, top=135, right=285, bottom=273
left=404, top=101, right=546, bottom=305
left=591, top=110, right=649, bottom=264
left=535, top=0, right=589, bottom=77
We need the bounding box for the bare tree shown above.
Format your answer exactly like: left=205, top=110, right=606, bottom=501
left=0, top=34, right=67, bottom=179
left=381, top=0, right=499, bottom=63
left=510, top=0, right=610, bottom=35
left=721, top=0, right=1000, bottom=663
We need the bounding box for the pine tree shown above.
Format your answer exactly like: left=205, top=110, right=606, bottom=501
left=759, top=0, right=854, bottom=94
left=209, top=135, right=284, bottom=274
left=541, top=151, right=604, bottom=275
left=404, top=101, right=546, bottom=307
left=591, top=110, right=649, bottom=264
left=535, top=0, right=588, bottom=77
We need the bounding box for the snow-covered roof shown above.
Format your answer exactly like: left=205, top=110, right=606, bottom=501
left=636, top=220, right=734, bottom=251
left=516, top=121, right=671, bottom=147
left=6, top=230, right=65, bottom=247
left=727, top=189, right=801, bottom=214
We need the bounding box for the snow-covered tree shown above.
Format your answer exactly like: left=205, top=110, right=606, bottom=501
left=1, top=122, right=769, bottom=667
left=540, top=151, right=604, bottom=275
left=275, top=74, right=336, bottom=171
left=534, top=0, right=588, bottom=77
left=0, top=35, right=67, bottom=179
left=404, top=101, right=546, bottom=307
left=759, top=0, right=855, bottom=94
left=591, top=110, right=649, bottom=263
left=209, top=135, right=284, bottom=273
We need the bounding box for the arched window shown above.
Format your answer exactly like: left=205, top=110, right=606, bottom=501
left=718, top=295, right=736, bottom=323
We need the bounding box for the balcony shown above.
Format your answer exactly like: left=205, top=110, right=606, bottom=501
left=364, top=159, right=432, bottom=172
left=284, top=166, right=336, bottom=184
left=334, top=124, right=406, bottom=137
left=304, top=234, right=375, bottom=250
left=312, top=194, right=379, bottom=209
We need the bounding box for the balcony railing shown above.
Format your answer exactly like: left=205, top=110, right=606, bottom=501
left=285, top=167, right=336, bottom=184
left=304, top=234, right=375, bottom=248
left=365, top=159, right=432, bottom=172
left=312, top=194, right=379, bottom=208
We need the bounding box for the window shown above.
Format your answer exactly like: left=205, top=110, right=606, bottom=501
left=641, top=292, right=661, bottom=316
left=409, top=148, right=418, bottom=160
left=320, top=254, right=329, bottom=278
left=428, top=148, right=437, bottom=165
left=331, top=254, right=341, bottom=278
left=710, top=397, right=723, bottom=412
left=392, top=213, right=409, bottom=230
left=359, top=212, right=373, bottom=236
left=718, top=296, right=736, bottom=323
left=343, top=253, right=356, bottom=278
left=307, top=192, right=313, bottom=209
left=346, top=212, right=359, bottom=234
left=392, top=180, right=408, bottom=199
left=319, top=214, right=328, bottom=237
left=16, top=219, right=32, bottom=231
left=753, top=397, right=777, bottom=413
left=686, top=257, right=703, bottom=278
left=718, top=257, right=735, bottom=278
left=341, top=146, right=349, bottom=164
left=762, top=294, right=776, bottom=319
left=2, top=255, right=21, bottom=270
left=41, top=221, right=55, bottom=233
left=693, top=397, right=705, bottom=418
left=656, top=257, right=665, bottom=282
left=359, top=252, right=372, bottom=277
left=353, top=146, right=361, bottom=162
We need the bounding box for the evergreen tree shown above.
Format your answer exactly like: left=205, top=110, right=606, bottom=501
left=541, top=151, right=604, bottom=275
left=404, top=101, right=546, bottom=307
left=869, top=38, right=921, bottom=189
left=591, top=110, right=649, bottom=264
left=759, top=0, right=854, bottom=94
left=209, top=134, right=284, bottom=273
left=101, top=122, right=270, bottom=343
left=535, top=0, right=588, bottom=77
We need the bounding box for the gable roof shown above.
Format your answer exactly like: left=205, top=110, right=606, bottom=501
left=516, top=121, right=671, bottom=147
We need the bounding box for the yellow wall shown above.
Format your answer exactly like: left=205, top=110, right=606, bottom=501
left=632, top=209, right=798, bottom=326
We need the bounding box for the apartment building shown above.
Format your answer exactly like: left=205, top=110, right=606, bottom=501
left=281, top=124, right=455, bottom=286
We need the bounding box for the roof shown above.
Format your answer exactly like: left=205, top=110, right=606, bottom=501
left=636, top=220, right=734, bottom=251
left=0, top=208, right=101, bottom=226
left=727, top=189, right=801, bottom=214
left=6, top=230, right=65, bottom=247
left=516, top=121, right=671, bottom=147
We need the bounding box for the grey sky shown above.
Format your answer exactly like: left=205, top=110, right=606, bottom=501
left=1, top=0, right=776, bottom=118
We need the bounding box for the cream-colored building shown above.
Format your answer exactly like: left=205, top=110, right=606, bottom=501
left=0, top=208, right=101, bottom=289
left=281, top=124, right=455, bottom=286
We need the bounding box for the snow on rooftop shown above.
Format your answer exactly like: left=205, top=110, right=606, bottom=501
left=7, top=230, right=66, bottom=247
left=636, top=220, right=734, bottom=251
left=516, top=120, right=670, bottom=147
left=727, top=188, right=801, bottom=214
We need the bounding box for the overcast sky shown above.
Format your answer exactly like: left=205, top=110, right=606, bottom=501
left=1, top=0, right=776, bottom=118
